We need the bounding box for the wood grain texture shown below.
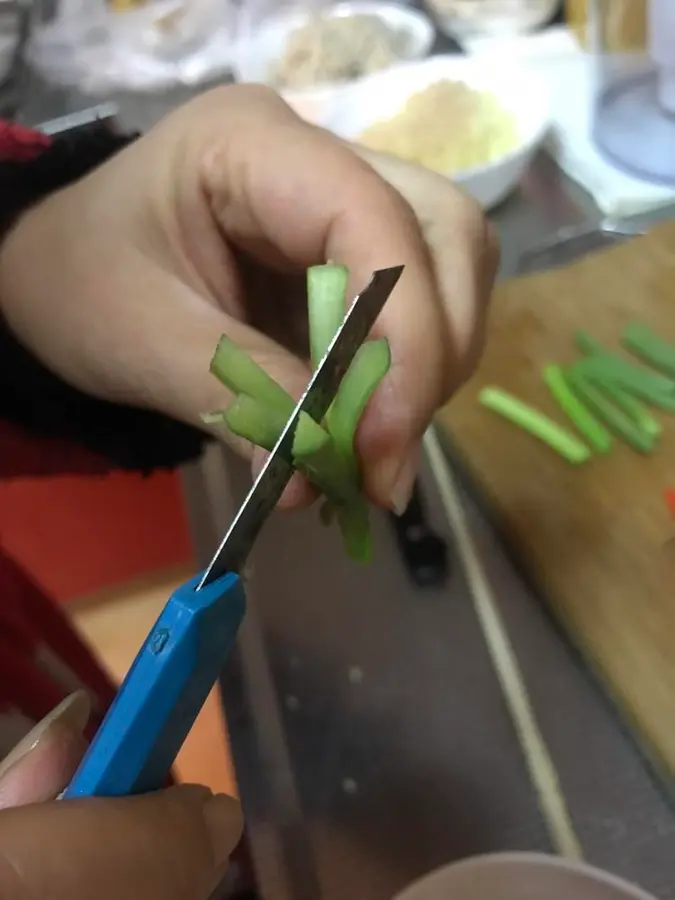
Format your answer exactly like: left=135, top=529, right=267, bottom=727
left=437, top=222, right=675, bottom=781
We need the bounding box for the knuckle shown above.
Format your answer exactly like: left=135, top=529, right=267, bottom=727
left=451, top=190, right=500, bottom=294
left=455, top=190, right=491, bottom=249
left=177, top=83, right=294, bottom=127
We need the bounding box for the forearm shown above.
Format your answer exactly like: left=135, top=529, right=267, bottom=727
left=0, top=119, right=210, bottom=477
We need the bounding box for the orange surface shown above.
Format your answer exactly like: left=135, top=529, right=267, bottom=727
left=0, top=471, right=193, bottom=605
left=176, top=685, right=237, bottom=796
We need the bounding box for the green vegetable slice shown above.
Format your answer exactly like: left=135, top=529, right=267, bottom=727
left=479, top=386, right=591, bottom=464
left=206, top=263, right=395, bottom=564
left=622, top=321, right=675, bottom=380
left=573, top=356, right=675, bottom=410
left=328, top=338, right=391, bottom=463
left=337, top=502, right=373, bottom=563
left=575, top=330, right=606, bottom=357
left=307, top=264, right=349, bottom=369
left=210, top=335, right=294, bottom=414
left=223, top=394, right=360, bottom=507
left=217, top=395, right=328, bottom=457
left=306, top=264, right=391, bottom=562
left=542, top=364, right=612, bottom=453
left=589, top=380, right=661, bottom=439
left=566, top=369, right=656, bottom=454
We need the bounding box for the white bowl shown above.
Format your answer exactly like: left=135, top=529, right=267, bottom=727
left=231, top=0, right=434, bottom=87
left=283, top=54, right=552, bottom=210
left=394, top=852, right=658, bottom=900
left=426, top=0, right=560, bottom=41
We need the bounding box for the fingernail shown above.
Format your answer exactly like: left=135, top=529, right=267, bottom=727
left=203, top=793, right=244, bottom=866
left=387, top=446, right=420, bottom=515
left=0, top=690, right=91, bottom=781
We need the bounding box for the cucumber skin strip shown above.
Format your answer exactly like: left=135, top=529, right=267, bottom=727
left=479, top=387, right=591, bottom=465
left=542, top=364, right=612, bottom=453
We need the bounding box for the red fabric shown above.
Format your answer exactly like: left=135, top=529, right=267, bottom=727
left=0, top=122, right=51, bottom=162
left=0, top=122, right=122, bottom=753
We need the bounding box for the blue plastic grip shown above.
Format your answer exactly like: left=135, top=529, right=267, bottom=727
left=63, top=570, right=245, bottom=799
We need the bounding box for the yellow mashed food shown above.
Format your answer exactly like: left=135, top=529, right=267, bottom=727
left=358, top=79, right=520, bottom=174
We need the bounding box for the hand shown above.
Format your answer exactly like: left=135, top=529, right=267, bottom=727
left=0, top=692, right=242, bottom=900
left=0, top=85, right=498, bottom=513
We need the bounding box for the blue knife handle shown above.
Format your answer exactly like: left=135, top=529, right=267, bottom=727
left=63, top=570, right=245, bottom=799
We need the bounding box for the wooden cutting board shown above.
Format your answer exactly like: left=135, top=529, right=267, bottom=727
left=437, top=222, right=675, bottom=784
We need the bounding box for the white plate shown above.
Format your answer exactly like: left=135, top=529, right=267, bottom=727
left=231, top=1, right=434, bottom=87
left=284, top=54, right=552, bottom=210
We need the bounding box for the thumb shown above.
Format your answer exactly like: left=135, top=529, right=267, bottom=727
left=0, top=691, right=91, bottom=809
left=0, top=785, right=243, bottom=900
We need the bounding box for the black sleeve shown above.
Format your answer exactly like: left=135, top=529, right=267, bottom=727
left=0, top=120, right=210, bottom=474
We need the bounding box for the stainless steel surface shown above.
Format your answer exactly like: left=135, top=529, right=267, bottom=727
left=38, top=100, right=119, bottom=134
left=200, top=266, right=402, bottom=587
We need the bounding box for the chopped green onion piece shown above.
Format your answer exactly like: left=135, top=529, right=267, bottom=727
left=590, top=380, right=661, bottom=439
left=479, top=387, right=591, bottom=464
left=306, top=264, right=391, bottom=563
left=224, top=394, right=360, bottom=507
left=307, top=264, right=349, bottom=369
left=622, top=321, right=675, bottom=380
left=328, top=338, right=391, bottom=462
left=542, top=364, right=612, bottom=453
left=337, top=501, right=373, bottom=563
left=206, top=262, right=398, bottom=565
left=221, top=394, right=328, bottom=457
left=210, top=335, right=294, bottom=414
left=575, top=330, right=606, bottom=357
left=574, top=329, right=675, bottom=403
left=573, top=356, right=675, bottom=410
left=566, top=370, right=656, bottom=454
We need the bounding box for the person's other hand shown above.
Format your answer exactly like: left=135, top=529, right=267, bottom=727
left=0, top=692, right=242, bottom=900
left=0, top=86, right=498, bottom=513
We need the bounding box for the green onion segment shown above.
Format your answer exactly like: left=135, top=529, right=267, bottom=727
left=622, top=321, right=675, bottom=380
left=542, top=364, right=612, bottom=453
left=479, top=386, right=591, bottom=464
left=566, top=368, right=655, bottom=454
left=206, top=263, right=392, bottom=562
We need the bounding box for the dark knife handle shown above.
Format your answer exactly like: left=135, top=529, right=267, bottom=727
left=388, top=482, right=449, bottom=588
